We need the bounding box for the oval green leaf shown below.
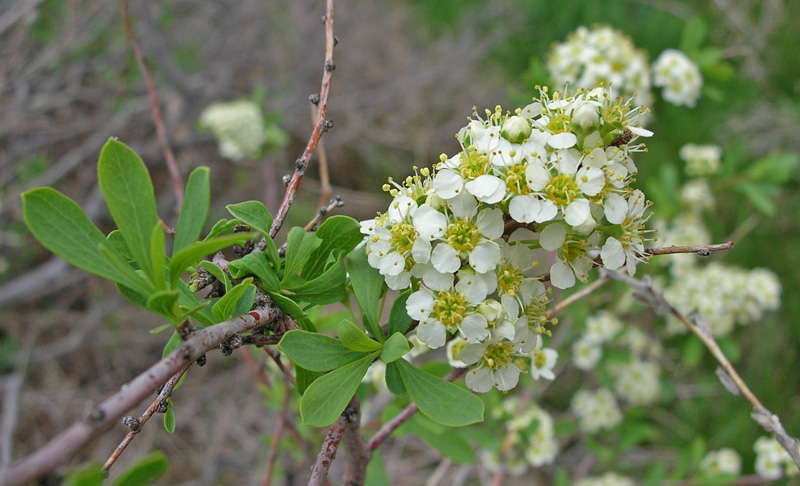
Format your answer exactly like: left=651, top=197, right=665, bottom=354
left=278, top=329, right=369, bottom=372
left=339, top=320, right=382, bottom=352
left=300, top=352, right=378, bottom=427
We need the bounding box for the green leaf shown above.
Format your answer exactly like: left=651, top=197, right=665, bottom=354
left=278, top=329, right=369, bottom=371
left=747, top=152, right=799, bottom=184
left=117, top=282, right=149, bottom=310
left=147, top=290, right=181, bottom=323
left=401, top=416, right=476, bottom=464
left=107, top=229, right=135, bottom=264
left=111, top=450, right=169, bottom=486
left=63, top=462, right=104, bottom=486
left=173, top=167, right=210, bottom=254
left=388, top=290, right=412, bottom=335
left=643, top=462, right=666, bottom=486
left=691, top=47, right=721, bottom=68
left=226, top=200, right=274, bottom=238
left=204, top=218, right=240, bottom=240
left=365, top=448, right=389, bottom=486
left=287, top=252, right=347, bottom=305
left=733, top=182, right=777, bottom=215
left=22, top=187, right=147, bottom=290
left=302, top=216, right=363, bottom=280
left=177, top=280, right=216, bottom=327
left=169, top=232, right=254, bottom=288
left=212, top=278, right=254, bottom=322
left=162, top=331, right=181, bottom=358
left=680, top=16, right=707, bottom=52
left=264, top=235, right=281, bottom=272
left=97, top=138, right=158, bottom=281
left=198, top=261, right=231, bottom=292
left=163, top=402, right=176, bottom=434
left=339, top=320, right=382, bottom=352
left=282, top=227, right=322, bottom=287
left=395, top=359, right=483, bottom=427
left=228, top=251, right=280, bottom=292
left=300, top=352, right=378, bottom=427
left=381, top=333, right=410, bottom=363
left=150, top=221, right=166, bottom=290
left=267, top=291, right=315, bottom=331
left=97, top=243, right=154, bottom=296
left=347, top=246, right=386, bottom=341
left=231, top=284, right=256, bottom=321
left=384, top=362, right=406, bottom=397
left=294, top=365, right=321, bottom=396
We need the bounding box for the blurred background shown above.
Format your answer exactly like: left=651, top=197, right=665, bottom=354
left=1, top=0, right=799, bottom=484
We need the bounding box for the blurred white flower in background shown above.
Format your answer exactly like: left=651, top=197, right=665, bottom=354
left=652, top=49, right=703, bottom=107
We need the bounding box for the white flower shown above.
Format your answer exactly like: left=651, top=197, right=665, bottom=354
left=429, top=193, right=503, bottom=274
left=572, top=337, right=602, bottom=370
left=539, top=223, right=596, bottom=289
left=199, top=100, right=267, bottom=160
left=530, top=346, right=558, bottom=381
left=460, top=340, right=527, bottom=392
left=700, top=448, right=741, bottom=476
left=609, top=359, right=661, bottom=405
left=406, top=271, right=489, bottom=348
left=446, top=337, right=468, bottom=367
left=652, top=49, right=703, bottom=108
left=679, top=143, right=722, bottom=176
left=571, top=388, right=623, bottom=433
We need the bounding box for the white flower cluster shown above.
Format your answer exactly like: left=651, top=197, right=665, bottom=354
left=754, top=436, right=799, bottom=479
left=574, top=472, right=636, bottom=486
left=547, top=26, right=652, bottom=108
left=360, top=87, right=654, bottom=392
left=570, top=388, right=622, bottom=433
left=700, top=448, right=741, bottom=476
left=664, top=262, right=781, bottom=336
left=483, top=398, right=559, bottom=475
left=199, top=100, right=267, bottom=161
left=679, top=143, right=723, bottom=177
left=652, top=49, right=703, bottom=107
left=679, top=179, right=715, bottom=210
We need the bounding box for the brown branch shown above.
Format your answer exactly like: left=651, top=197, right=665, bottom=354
left=312, top=104, right=332, bottom=212
left=102, top=365, right=190, bottom=473
left=602, top=268, right=800, bottom=469
left=308, top=397, right=358, bottom=486
left=546, top=277, right=610, bottom=318
left=645, top=241, right=735, bottom=257
left=341, top=397, right=369, bottom=486
left=269, top=0, right=336, bottom=238
left=1, top=305, right=281, bottom=486
left=121, top=0, right=184, bottom=209
left=304, top=196, right=345, bottom=232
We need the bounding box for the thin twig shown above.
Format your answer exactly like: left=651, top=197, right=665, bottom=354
left=546, top=277, right=610, bottom=318
left=262, top=383, right=291, bottom=486
left=304, top=196, right=344, bottom=232
left=2, top=305, right=281, bottom=486
left=308, top=398, right=358, bottom=486
left=121, top=0, right=184, bottom=209
left=644, top=241, right=735, bottom=256
left=102, top=365, right=190, bottom=473
left=312, top=104, right=332, bottom=212
left=269, top=0, right=336, bottom=238
left=602, top=268, right=800, bottom=469
left=341, top=397, right=369, bottom=486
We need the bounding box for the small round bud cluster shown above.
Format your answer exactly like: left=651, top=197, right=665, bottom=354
left=679, top=143, right=722, bottom=177
left=199, top=100, right=267, bottom=161
left=652, top=49, right=703, bottom=107
left=608, top=358, right=661, bottom=405
left=679, top=179, right=715, bottom=210
left=570, top=388, right=623, bottom=433
left=547, top=26, right=653, bottom=108
left=663, top=262, right=782, bottom=336
left=754, top=436, right=799, bottom=479
left=482, top=398, right=559, bottom=475
left=574, top=472, right=636, bottom=486
left=359, top=86, right=655, bottom=392
left=699, top=448, right=742, bottom=476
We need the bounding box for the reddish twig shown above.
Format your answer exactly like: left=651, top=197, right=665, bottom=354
left=121, top=0, right=184, bottom=209
left=308, top=397, right=359, bottom=486
left=264, top=346, right=296, bottom=386
left=269, top=0, right=336, bottom=238
left=304, top=196, right=344, bottom=232
left=546, top=277, right=610, bottom=318
left=239, top=347, right=272, bottom=388
left=312, top=104, right=332, bottom=212
left=2, top=306, right=281, bottom=486
left=262, top=383, right=291, bottom=486
left=102, top=365, right=190, bottom=473
left=341, top=397, right=369, bottom=486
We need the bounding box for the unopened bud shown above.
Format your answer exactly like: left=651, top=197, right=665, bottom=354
left=501, top=115, right=532, bottom=144
left=573, top=102, right=600, bottom=131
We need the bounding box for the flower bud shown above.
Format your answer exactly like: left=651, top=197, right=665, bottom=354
left=572, top=102, right=600, bottom=131
left=501, top=115, right=532, bottom=144
left=478, top=300, right=506, bottom=325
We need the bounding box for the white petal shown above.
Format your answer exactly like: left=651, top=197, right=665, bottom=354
left=423, top=268, right=454, bottom=291
left=406, top=291, right=434, bottom=320
left=432, top=170, right=463, bottom=199
left=535, top=200, right=558, bottom=223
left=456, top=273, right=489, bottom=302
left=379, top=252, right=406, bottom=276
left=550, top=261, right=576, bottom=289
left=411, top=238, right=431, bottom=264
left=458, top=343, right=487, bottom=365
left=385, top=272, right=411, bottom=290
left=431, top=244, right=461, bottom=273
left=539, top=223, right=566, bottom=250
left=416, top=320, right=446, bottom=349
left=577, top=167, right=605, bottom=196
left=500, top=294, right=520, bottom=319
left=548, top=132, right=577, bottom=149
left=465, top=367, right=494, bottom=393
left=388, top=195, right=417, bottom=222
left=466, top=175, right=506, bottom=204
left=628, top=126, right=653, bottom=137
left=509, top=195, right=540, bottom=223
left=601, top=237, right=625, bottom=270
left=413, top=205, right=447, bottom=240
left=494, top=319, right=516, bottom=340
left=603, top=194, right=628, bottom=224
left=565, top=199, right=592, bottom=226
left=460, top=313, right=489, bottom=343
left=448, top=191, right=478, bottom=219
left=476, top=208, right=505, bottom=239
left=494, top=366, right=521, bottom=391
left=525, top=164, right=550, bottom=191
left=469, top=243, right=501, bottom=273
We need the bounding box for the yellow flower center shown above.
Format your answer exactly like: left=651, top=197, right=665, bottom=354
left=545, top=174, right=578, bottom=207
left=459, top=151, right=491, bottom=180
left=434, top=290, right=468, bottom=328
left=481, top=342, right=513, bottom=370
left=446, top=219, right=479, bottom=253
left=497, top=264, right=523, bottom=297
left=505, top=163, right=531, bottom=195
left=390, top=222, right=415, bottom=254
